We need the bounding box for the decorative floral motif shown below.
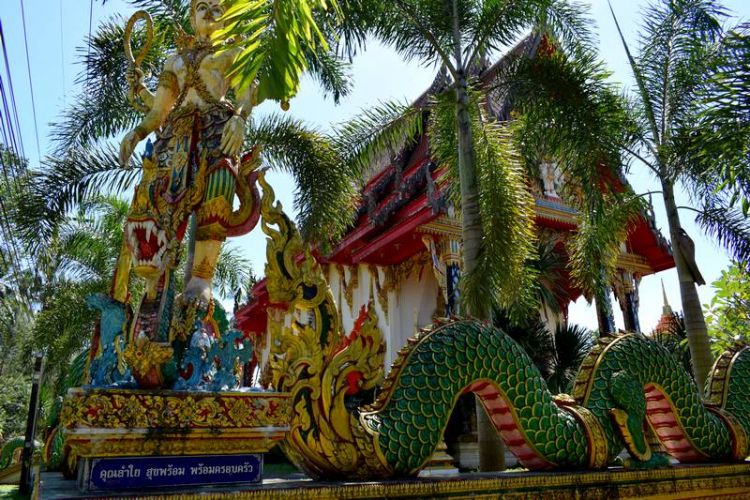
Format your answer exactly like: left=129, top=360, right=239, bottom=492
left=122, top=337, right=174, bottom=388
left=61, top=388, right=290, bottom=431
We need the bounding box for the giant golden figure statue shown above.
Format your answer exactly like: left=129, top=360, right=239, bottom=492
left=100, top=0, right=262, bottom=387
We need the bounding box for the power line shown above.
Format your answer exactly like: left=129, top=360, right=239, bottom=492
left=0, top=22, right=25, bottom=161
left=0, top=20, right=35, bottom=310
left=18, top=0, right=41, bottom=164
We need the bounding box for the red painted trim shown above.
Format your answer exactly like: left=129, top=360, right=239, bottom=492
left=351, top=202, right=437, bottom=263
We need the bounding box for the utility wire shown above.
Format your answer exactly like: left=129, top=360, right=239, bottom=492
left=18, top=0, right=42, bottom=165
left=0, top=22, right=25, bottom=161
left=0, top=20, right=35, bottom=309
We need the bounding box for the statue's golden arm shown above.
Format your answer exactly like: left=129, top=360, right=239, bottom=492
left=119, top=70, right=178, bottom=168
left=220, top=70, right=258, bottom=157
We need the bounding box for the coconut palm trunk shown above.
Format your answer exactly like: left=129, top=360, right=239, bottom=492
left=451, top=1, right=505, bottom=468
left=661, top=179, right=713, bottom=388
left=456, top=80, right=506, bottom=470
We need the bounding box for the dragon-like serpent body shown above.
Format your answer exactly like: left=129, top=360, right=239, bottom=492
left=257, top=174, right=749, bottom=479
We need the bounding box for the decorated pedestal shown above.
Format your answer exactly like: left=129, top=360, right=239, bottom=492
left=61, top=388, right=290, bottom=491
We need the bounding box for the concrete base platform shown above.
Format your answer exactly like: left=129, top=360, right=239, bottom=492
left=39, top=462, right=750, bottom=499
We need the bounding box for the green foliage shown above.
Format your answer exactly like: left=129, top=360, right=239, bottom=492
left=605, top=0, right=750, bottom=382
left=338, top=86, right=537, bottom=314
left=494, top=311, right=595, bottom=394
left=547, top=323, right=596, bottom=394
left=429, top=90, right=537, bottom=313
left=29, top=0, right=355, bottom=250
left=469, top=118, right=537, bottom=313
left=20, top=145, right=142, bottom=252
left=704, top=261, right=750, bottom=354
left=51, top=7, right=181, bottom=155
left=330, top=0, right=634, bottom=318
left=509, top=45, right=634, bottom=199
left=697, top=25, right=750, bottom=210
left=213, top=244, right=256, bottom=308
left=248, top=113, right=358, bottom=243
left=507, top=42, right=641, bottom=297
left=337, top=0, right=595, bottom=73
left=568, top=194, right=645, bottom=299
left=0, top=372, right=31, bottom=441
left=217, top=0, right=340, bottom=100
left=530, top=238, right=569, bottom=316
left=334, top=100, right=424, bottom=183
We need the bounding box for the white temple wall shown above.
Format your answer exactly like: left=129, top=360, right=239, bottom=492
left=387, top=269, right=439, bottom=368
left=326, top=260, right=440, bottom=370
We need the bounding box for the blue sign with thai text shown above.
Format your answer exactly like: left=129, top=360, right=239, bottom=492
left=88, top=454, right=262, bottom=490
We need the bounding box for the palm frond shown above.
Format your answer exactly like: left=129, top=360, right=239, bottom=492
left=507, top=44, right=633, bottom=210
left=471, top=119, right=537, bottom=312
left=631, top=0, right=725, bottom=145
left=568, top=193, right=644, bottom=297
left=548, top=323, right=595, bottom=393
left=493, top=310, right=555, bottom=378
left=213, top=245, right=253, bottom=301
left=249, top=113, right=357, bottom=243
left=530, top=238, right=569, bottom=315
left=467, top=0, right=540, bottom=67
left=609, top=1, right=660, bottom=145
left=695, top=25, right=750, bottom=207
left=303, top=48, right=352, bottom=103
left=218, top=0, right=337, bottom=99
left=537, top=0, right=595, bottom=52
left=19, top=144, right=142, bottom=249
left=333, top=99, right=424, bottom=183
left=127, top=0, right=189, bottom=27
left=695, top=201, right=750, bottom=263
left=51, top=13, right=176, bottom=153
left=55, top=196, right=129, bottom=282
left=430, top=90, right=536, bottom=315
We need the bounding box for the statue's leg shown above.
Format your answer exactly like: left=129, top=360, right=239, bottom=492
left=184, top=163, right=236, bottom=303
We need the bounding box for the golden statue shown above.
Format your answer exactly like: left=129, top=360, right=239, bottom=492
left=100, top=0, right=262, bottom=387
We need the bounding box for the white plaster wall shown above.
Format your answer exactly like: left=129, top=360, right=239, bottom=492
left=326, top=260, right=440, bottom=370
left=387, top=268, right=439, bottom=368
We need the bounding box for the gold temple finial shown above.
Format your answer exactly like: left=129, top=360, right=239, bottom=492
left=661, top=279, right=673, bottom=316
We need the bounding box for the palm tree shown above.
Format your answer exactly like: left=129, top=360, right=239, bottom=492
left=697, top=24, right=750, bottom=215
left=601, top=0, right=750, bottom=387
left=324, top=1, right=636, bottom=470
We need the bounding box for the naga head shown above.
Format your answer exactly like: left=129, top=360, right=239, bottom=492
left=125, top=217, right=171, bottom=278
left=124, top=167, right=181, bottom=281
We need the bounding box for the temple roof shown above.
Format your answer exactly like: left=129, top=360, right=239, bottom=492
left=236, top=36, right=675, bottom=333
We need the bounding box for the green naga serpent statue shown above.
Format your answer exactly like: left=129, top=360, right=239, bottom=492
left=256, top=175, right=750, bottom=480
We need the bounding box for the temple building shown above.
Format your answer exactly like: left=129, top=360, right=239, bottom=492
left=235, top=38, right=674, bottom=468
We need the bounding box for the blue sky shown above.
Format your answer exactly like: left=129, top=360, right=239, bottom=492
left=1, top=0, right=749, bottom=332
